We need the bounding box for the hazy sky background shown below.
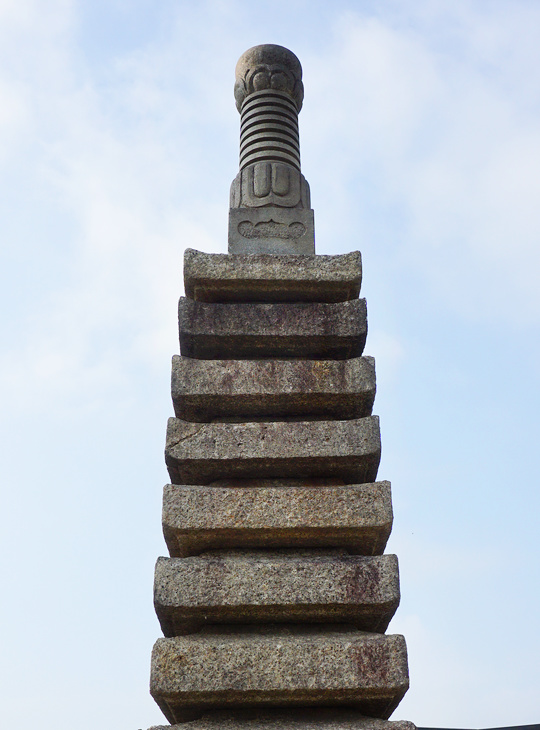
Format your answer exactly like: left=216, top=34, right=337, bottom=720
left=1, top=1, right=539, bottom=728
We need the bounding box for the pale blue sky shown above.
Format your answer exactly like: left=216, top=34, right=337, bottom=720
left=1, top=1, right=539, bottom=728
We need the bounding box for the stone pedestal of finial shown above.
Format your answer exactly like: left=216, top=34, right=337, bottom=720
left=148, top=44, right=414, bottom=730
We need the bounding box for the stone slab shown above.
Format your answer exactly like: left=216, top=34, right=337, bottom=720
left=149, top=709, right=416, bottom=730
left=165, top=416, right=381, bottom=485
left=162, top=480, right=393, bottom=557
left=183, top=248, right=362, bottom=303
left=171, top=356, right=375, bottom=421
left=150, top=628, right=409, bottom=723
left=228, top=208, right=315, bottom=255
left=178, top=298, right=367, bottom=360
left=154, top=552, right=399, bottom=635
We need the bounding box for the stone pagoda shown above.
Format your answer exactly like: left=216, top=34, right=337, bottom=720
left=149, top=44, right=415, bottom=730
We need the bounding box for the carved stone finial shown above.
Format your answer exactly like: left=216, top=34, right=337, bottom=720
left=234, top=44, right=304, bottom=112
left=229, top=45, right=315, bottom=255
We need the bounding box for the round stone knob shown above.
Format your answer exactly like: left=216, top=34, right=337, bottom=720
left=234, top=44, right=304, bottom=112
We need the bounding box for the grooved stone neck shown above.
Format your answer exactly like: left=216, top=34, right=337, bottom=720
left=239, top=89, right=300, bottom=170
left=235, top=45, right=303, bottom=171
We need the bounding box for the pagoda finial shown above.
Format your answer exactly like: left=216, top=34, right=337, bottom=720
left=228, top=44, right=315, bottom=255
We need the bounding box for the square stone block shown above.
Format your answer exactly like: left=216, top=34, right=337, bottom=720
left=178, top=298, right=367, bottom=360
left=171, top=356, right=376, bottom=421
left=154, top=552, right=399, bottom=635
left=150, top=628, right=409, bottom=723
left=228, top=208, right=315, bottom=255
left=165, top=417, right=381, bottom=485
left=162, top=480, right=393, bottom=557
left=183, top=249, right=362, bottom=303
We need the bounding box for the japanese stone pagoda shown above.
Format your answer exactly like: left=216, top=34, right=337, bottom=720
left=149, top=43, right=415, bottom=730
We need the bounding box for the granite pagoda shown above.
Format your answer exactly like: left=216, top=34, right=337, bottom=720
left=148, top=44, right=415, bottom=730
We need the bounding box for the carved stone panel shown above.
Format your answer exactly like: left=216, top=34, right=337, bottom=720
left=228, top=207, right=315, bottom=255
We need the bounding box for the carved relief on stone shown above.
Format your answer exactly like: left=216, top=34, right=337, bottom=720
left=245, top=162, right=300, bottom=207
left=228, top=207, right=315, bottom=255
left=234, top=44, right=304, bottom=112
left=230, top=162, right=311, bottom=209
left=238, top=220, right=307, bottom=240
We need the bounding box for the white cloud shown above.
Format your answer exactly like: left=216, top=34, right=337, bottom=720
left=303, top=4, right=540, bottom=324
left=0, top=2, right=234, bottom=416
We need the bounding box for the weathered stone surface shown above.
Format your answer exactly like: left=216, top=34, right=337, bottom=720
left=171, top=356, right=375, bottom=422
left=165, top=417, right=380, bottom=485
left=151, top=628, right=409, bottom=723
left=178, top=298, right=367, bottom=360
left=163, top=481, right=392, bottom=557
left=183, top=249, right=362, bottom=303
left=154, top=552, right=399, bottom=636
left=148, top=709, right=416, bottom=730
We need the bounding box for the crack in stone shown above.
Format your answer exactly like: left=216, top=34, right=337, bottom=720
left=169, top=423, right=207, bottom=448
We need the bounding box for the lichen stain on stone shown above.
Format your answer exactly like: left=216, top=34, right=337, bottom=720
left=344, top=561, right=381, bottom=604
left=352, top=641, right=389, bottom=684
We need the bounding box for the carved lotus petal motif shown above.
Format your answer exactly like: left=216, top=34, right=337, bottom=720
left=234, top=44, right=304, bottom=111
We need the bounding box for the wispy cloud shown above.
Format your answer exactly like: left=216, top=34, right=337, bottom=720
left=304, top=4, right=540, bottom=324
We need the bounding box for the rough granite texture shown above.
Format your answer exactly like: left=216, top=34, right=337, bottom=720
left=154, top=552, right=399, bottom=635
left=150, top=628, right=409, bottom=723
left=178, top=298, right=367, bottom=360
left=148, top=709, right=416, bottom=730
left=162, top=480, right=393, bottom=557
left=165, top=416, right=381, bottom=485
left=183, top=249, right=362, bottom=303
left=171, top=355, right=376, bottom=421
